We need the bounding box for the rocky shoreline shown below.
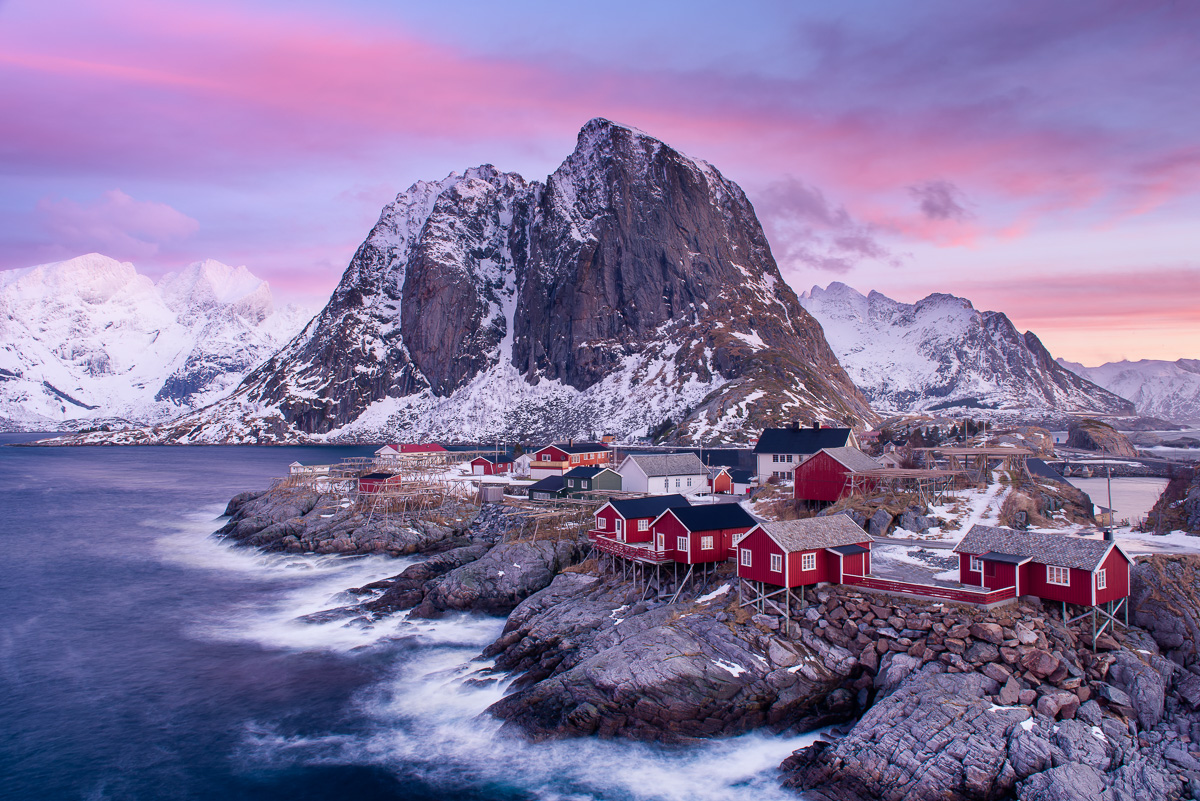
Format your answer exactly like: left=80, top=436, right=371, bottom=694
left=218, top=484, right=1200, bottom=800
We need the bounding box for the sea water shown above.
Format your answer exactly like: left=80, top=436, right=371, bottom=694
left=0, top=435, right=823, bottom=800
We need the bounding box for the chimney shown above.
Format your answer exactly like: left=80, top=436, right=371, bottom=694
left=812, top=421, right=821, bottom=429
left=790, top=421, right=801, bottom=430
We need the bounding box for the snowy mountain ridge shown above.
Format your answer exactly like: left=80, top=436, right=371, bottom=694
left=0, top=253, right=312, bottom=429
left=75, top=118, right=875, bottom=444
left=799, top=282, right=1134, bottom=416
left=1058, top=358, right=1200, bottom=424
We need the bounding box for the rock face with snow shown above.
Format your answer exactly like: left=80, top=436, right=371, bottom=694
left=799, top=283, right=1134, bottom=417
left=1060, top=359, right=1200, bottom=424
left=0, top=254, right=310, bottom=428
left=120, top=119, right=874, bottom=444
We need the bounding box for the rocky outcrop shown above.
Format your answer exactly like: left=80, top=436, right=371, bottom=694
left=1133, top=556, right=1200, bottom=667
left=118, top=119, right=875, bottom=445
left=1067, top=419, right=1139, bottom=458
left=410, top=538, right=588, bottom=617
left=484, top=573, right=858, bottom=742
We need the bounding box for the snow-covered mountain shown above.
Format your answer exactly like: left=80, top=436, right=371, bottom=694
left=799, top=282, right=1134, bottom=416
left=1058, top=358, right=1200, bottom=424
left=0, top=253, right=311, bottom=429
left=82, top=118, right=876, bottom=445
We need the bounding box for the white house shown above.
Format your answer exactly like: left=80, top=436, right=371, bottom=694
left=753, top=423, right=857, bottom=482
left=616, top=453, right=708, bottom=495
left=289, top=462, right=330, bottom=476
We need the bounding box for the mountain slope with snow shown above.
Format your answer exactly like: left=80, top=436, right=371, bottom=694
left=799, top=282, right=1134, bottom=416
left=83, top=118, right=876, bottom=445
left=0, top=254, right=311, bottom=428
left=1059, top=358, right=1200, bottom=423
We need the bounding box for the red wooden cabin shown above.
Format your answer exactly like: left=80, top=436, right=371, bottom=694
left=793, top=447, right=880, bottom=506
left=953, top=525, right=1131, bottom=606
left=358, top=472, right=403, bottom=494
left=470, top=453, right=514, bottom=475
left=735, top=515, right=873, bottom=588
left=707, top=467, right=734, bottom=494
left=590, top=494, right=690, bottom=544
left=649, top=504, right=756, bottom=564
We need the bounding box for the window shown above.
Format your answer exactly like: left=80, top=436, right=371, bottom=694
left=740, top=548, right=752, bottom=567
left=541, top=454, right=550, bottom=461
left=663, top=478, right=670, bottom=490
left=572, top=455, right=579, bottom=463
left=1097, top=569, right=1107, bottom=590
left=568, top=479, right=575, bottom=487
left=772, top=454, right=779, bottom=463
left=970, top=556, right=983, bottom=573
left=701, top=536, right=714, bottom=550
left=770, top=553, right=783, bottom=572
left=677, top=536, right=688, bottom=552
left=801, top=552, right=816, bottom=571
left=675, top=478, right=681, bottom=488
left=638, top=519, right=648, bottom=531
left=786, top=454, right=793, bottom=463
left=1047, top=565, right=1070, bottom=586
left=597, top=517, right=606, bottom=530
left=686, top=477, right=692, bottom=487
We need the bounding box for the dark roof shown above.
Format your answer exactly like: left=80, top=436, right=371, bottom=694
left=1027, top=458, right=1069, bottom=484
left=474, top=452, right=515, bottom=463
left=981, top=551, right=1033, bottom=565
left=609, top=494, right=691, bottom=519
left=728, top=469, right=755, bottom=484
left=664, top=504, right=756, bottom=532
left=540, top=442, right=610, bottom=455
left=754, top=427, right=853, bottom=455
left=828, top=543, right=870, bottom=556
left=360, top=472, right=398, bottom=480
left=528, top=476, right=566, bottom=492
left=756, top=514, right=870, bottom=551
left=954, top=525, right=1116, bottom=571
left=564, top=466, right=604, bottom=479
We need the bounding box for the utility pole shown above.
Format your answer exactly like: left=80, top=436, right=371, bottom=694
left=1104, top=462, right=1114, bottom=541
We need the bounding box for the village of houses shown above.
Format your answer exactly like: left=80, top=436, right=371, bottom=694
left=281, top=420, right=1175, bottom=648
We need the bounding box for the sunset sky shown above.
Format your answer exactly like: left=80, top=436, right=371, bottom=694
left=2, top=0, right=1197, bottom=365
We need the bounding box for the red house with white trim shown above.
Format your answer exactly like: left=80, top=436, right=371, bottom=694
left=793, top=447, right=881, bottom=507
left=735, top=515, right=873, bottom=588
left=649, top=504, right=756, bottom=563
left=530, top=443, right=612, bottom=480
left=953, top=525, right=1131, bottom=606
left=470, top=452, right=515, bottom=475
left=590, top=494, right=691, bottom=544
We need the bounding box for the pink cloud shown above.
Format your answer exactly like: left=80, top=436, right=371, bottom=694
left=36, top=189, right=199, bottom=261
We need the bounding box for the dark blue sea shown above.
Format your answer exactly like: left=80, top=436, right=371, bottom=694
left=0, top=435, right=819, bottom=800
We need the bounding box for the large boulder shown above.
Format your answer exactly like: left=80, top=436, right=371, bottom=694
left=1066, top=419, right=1138, bottom=458
left=411, top=537, right=587, bottom=617
left=1132, top=555, right=1200, bottom=668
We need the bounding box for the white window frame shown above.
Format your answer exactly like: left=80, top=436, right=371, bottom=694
left=772, top=454, right=779, bottom=463
left=970, top=555, right=983, bottom=573
left=700, top=536, right=714, bottom=551
left=740, top=548, right=752, bottom=567
left=1047, top=565, right=1070, bottom=586
left=638, top=519, right=649, bottom=531
left=686, top=477, right=692, bottom=487
left=541, top=454, right=550, bottom=461
left=663, top=478, right=670, bottom=490
left=597, top=517, right=606, bottom=530
left=786, top=454, right=793, bottom=463
left=572, top=454, right=579, bottom=463
left=568, top=479, right=575, bottom=487
left=1097, top=569, right=1107, bottom=590
left=770, top=553, right=783, bottom=572
left=677, top=536, right=688, bottom=552
left=801, top=552, right=816, bottom=572
left=675, top=478, right=681, bottom=488
left=615, top=518, right=623, bottom=532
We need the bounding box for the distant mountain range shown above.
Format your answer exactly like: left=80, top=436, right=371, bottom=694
left=70, top=118, right=875, bottom=445
left=0, top=253, right=311, bottom=430
left=1058, top=358, right=1200, bottom=424
left=798, top=283, right=1134, bottom=417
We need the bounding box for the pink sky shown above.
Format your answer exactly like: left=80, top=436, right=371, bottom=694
left=1, top=0, right=1197, bottom=365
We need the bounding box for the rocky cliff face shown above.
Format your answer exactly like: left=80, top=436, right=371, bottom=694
left=799, top=282, right=1135, bottom=417
left=122, top=119, right=874, bottom=444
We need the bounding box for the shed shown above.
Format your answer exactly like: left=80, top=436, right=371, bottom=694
left=563, top=466, right=622, bottom=497
left=527, top=475, right=569, bottom=501
left=471, top=452, right=515, bottom=476
left=616, top=453, right=708, bottom=495
left=358, top=472, right=403, bottom=494
left=793, top=447, right=881, bottom=507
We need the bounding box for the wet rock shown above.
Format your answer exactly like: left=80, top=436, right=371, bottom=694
left=1107, top=649, right=1173, bottom=729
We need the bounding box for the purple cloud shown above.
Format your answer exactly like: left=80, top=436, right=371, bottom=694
left=908, top=180, right=973, bottom=222
left=36, top=189, right=199, bottom=261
